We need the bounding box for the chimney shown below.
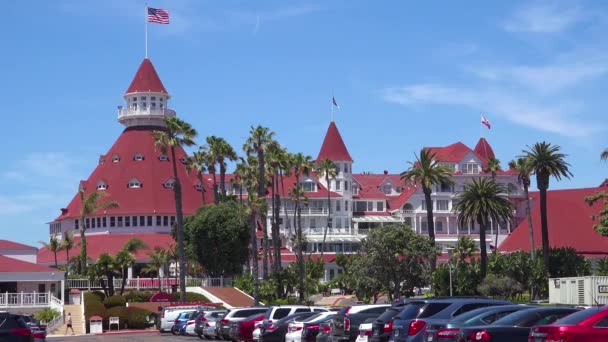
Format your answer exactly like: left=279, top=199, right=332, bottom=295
left=384, top=170, right=388, bottom=175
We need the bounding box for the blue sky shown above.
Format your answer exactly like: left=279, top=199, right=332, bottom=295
left=1, top=0, right=607, bottom=246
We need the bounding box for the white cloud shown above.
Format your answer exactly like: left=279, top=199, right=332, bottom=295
left=381, top=84, right=602, bottom=137
left=503, top=2, right=587, bottom=33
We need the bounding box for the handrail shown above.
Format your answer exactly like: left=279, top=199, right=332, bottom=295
left=66, top=277, right=233, bottom=289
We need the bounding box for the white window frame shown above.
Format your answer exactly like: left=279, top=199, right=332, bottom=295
left=128, top=178, right=141, bottom=188
left=463, top=163, right=480, bottom=174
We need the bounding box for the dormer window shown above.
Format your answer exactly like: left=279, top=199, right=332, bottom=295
left=382, top=183, right=392, bottom=194
left=195, top=182, right=203, bottom=191
left=133, top=153, right=144, bottom=161
left=159, top=155, right=169, bottom=161
left=96, top=180, right=108, bottom=191
left=111, top=154, right=120, bottom=163
left=128, top=178, right=141, bottom=188
left=180, top=157, right=188, bottom=164
left=300, top=180, right=316, bottom=192
left=164, top=178, right=175, bottom=189
left=462, top=163, right=480, bottom=174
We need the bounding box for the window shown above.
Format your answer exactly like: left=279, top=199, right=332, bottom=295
left=170, top=216, right=176, bottom=226
left=117, top=216, right=123, bottom=227
left=377, top=201, right=384, bottom=211
left=125, top=216, right=130, bottom=227
left=595, top=317, right=608, bottom=328
left=128, top=178, right=141, bottom=188
left=344, top=181, right=349, bottom=191
left=352, top=183, right=359, bottom=195
left=437, top=200, right=449, bottom=211
left=463, top=163, right=480, bottom=174
left=110, top=217, right=115, bottom=227
left=147, top=216, right=152, bottom=226
left=96, top=180, right=107, bottom=190
left=439, top=182, right=453, bottom=192
left=111, top=154, right=120, bottom=162
left=440, top=162, right=456, bottom=172
left=86, top=218, right=90, bottom=228
left=422, top=200, right=433, bottom=211
left=336, top=180, right=341, bottom=190
left=382, top=184, right=392, bottom=194
left=134, top=153, right=144, bottom=161
left=101, top=217, right=106, bottom=227
left=343, top=163, right=348, bottom=173
left=345, top=201, right=349, bottom=211
left=91, top=218, right=95, bottom=228
left=336, top=201, right=341, bottom=212
left=140, top=216, right=145, bottom=226
left=335, top=218, right=342, bottom=228
left=355, top=202, right=367, bottom=212
left=156, top=216, right=161, bottom=226
left=195, top=182, right=203, bottom=191
left=310, top=218, right=316, bottom=228
left=159, top=97, right=163, bottom=102
left=367, top=202, right=373, bottom=211
left=272, top=308, right=291, bottom=320
left=421, top=220, right=428, bottom=231
left=329, top=269, right=335, bottom=280
left=131, top=216, right=138, bottom=227
left=159, top=155, right=169, bottom=161
left=164, top=178, right=175, bottom=189
left=163, top=216, right=169, bottom=226
left=141, top=101, right=147, bottom=108
left=180, top=157, right=188, bottom=164
left=436, top=220, right=443, bottom=232
left=75, top=219, right=79, bottom=230
left=301, top=181, right=315, bottom=192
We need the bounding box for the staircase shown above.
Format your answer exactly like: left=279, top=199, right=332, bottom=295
left=48, top=304, right=85, bottom=336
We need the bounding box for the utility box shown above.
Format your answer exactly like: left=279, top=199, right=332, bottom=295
left=549, top=276, right=608, bottom=305
left=90, top=316, right=103, bottom=334
left=69, top=289, right=81, bottom=305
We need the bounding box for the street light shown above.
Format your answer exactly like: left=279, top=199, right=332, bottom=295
left=446, top=247, right=454, bottom=297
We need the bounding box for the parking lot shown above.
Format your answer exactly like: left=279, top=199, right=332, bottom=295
left=47, top=332, right=215, bottom=342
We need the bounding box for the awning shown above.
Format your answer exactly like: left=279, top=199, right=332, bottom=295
left=352, top=216, right=401, bottom=223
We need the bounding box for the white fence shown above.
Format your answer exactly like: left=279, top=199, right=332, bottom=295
left=0, top=292, right=63, bottom=308
left=66, top=277, right=232, bottom=290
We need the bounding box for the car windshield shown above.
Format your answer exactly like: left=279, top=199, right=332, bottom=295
left=376, top=308, right=401, bottom=323
left=553, top=307, right=604, bottom=325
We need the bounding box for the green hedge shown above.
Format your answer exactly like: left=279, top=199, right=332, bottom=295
left=170, top=292, right=211, bottom=302
left=124, top=291, right=153, bottom=303
left=103, top=295, right=126, bottom=308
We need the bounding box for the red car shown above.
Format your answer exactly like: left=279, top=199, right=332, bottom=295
left=529, top=306, right=608, bottom=342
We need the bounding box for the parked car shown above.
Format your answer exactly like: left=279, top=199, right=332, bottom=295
left=356, top=322, right=374, bottom=342
left=220, top=307, right=269, bottom=340
left=259, top=312, right=319, bottom=342
left=194, top=309, right=228, bottom=339
left=16, top=314, right=46, bottom=342
left=331, top=304, right=391, bottom=342
left=256, top=306, right=330, bottom=342
left=529, top=306, right=608, bottom=342
left=0, top=311, right=44, bottom=342
left=230, top=313, right=266, bottom=342
left=433, top=304, right=531, bottom=342
left=390, top=297, right=512, bottom=342
left=160, top=306, right=205, bottom=333
left=452, top=306, right=580, bottom=342
left=316, top=321, right=333, bottom=342
left=285, top=312, right=336, bottom=342
left=371, top=302, right=423, bottom=342
left=172, top=310, right=196, bottom=335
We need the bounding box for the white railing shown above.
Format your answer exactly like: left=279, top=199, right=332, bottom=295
left=0, top=292, right=62, bottom=308
left=43, top=313, right=64, bottom=333
left=303, top=228, right=350, bottom=235
left=67, top=277, right=232, bottom=290
left=118, top=107, right=176, bottom=119
left=272, top=208, right=329, bottom=216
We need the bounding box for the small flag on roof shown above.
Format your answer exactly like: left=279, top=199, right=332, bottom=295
left=481, top=114, right=491, bottom=129
left=147, top=7, right=170, bottom=24
left=332, top=96, right=340, bottom=109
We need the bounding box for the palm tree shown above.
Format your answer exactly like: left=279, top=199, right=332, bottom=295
left=267, top=142, right=287, bottom=275
left=315, top=158, right=337, bottom=259
left=60, top=232, right=75, bottom=276
left=289, top=185, right=308, bottom=302
left=453, top=178, right=513, bottom=277
left=39, top=235, right=61, bottom=268
left=152, top=116, right=198, bottom=301
left=453, top=236, right=476, bottom=264
left=509, top=157, right=536, bottom=262
left=115, top=238, right=148, bottom=295
left=483, top=157, right=501, bottom=179
left=187, top=149, right=208, bottom=205
left=78, top=189, right=119, bottom=274
left=143, top=247, right=168, bottom=292
left=400, top=149, right=453, bottom=271
left=244, top=126, right=276, bottom=279
left=522, top=142, right=572, bottom=272
left=207, top=136, right=238, bottom=201
left=93, top=253, right=118, bottom=296
left=239, top=157, right=261, bottom=304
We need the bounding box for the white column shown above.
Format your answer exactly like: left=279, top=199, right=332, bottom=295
left=447, top=216, right=450, bottom=235
left=128, top=266, right=133, bottom=279
left=60, top=280, right=65, bottom=304
left=159, top=266, right=165, bottom=278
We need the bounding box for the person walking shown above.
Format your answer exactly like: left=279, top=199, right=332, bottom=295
left=64, top=312, right=74, bottom=335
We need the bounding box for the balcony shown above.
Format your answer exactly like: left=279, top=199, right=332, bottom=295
left=117, top=107, right=176, bottom=121
left=303, top=228, right=349, bottom=235
left=271, top=208, right=329, bottom=216
left=0, top=292, right=63, bottom=310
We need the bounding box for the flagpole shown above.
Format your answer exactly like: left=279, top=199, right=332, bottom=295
left=145, top=3, right=148, bottom=58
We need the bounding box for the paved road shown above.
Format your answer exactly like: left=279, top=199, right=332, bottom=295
left=48, top=332, right=211, bottom=342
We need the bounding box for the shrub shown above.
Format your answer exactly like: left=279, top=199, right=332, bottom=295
left=124, top=291, right=153, bottom=303
left=34, top=308, right=61, bottom=322
left=126, top=307, right=154, bottom=329
left=104, top=295, right=127, bottom=308
left=88, top=291, right=106, bottom=302
left=170, top=292, right=210, bottom=302
left=477, top=275, right=523, bottom=299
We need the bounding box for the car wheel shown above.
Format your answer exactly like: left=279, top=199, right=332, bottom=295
left=171, top=326, right=180, bottom=335
left=204, top=335, right=212, bottom=339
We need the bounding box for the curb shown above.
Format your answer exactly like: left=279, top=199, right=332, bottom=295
left=95, top=330, right=160, bottom=335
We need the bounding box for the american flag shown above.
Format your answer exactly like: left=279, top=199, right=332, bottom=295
left=147, top=7, right=170, bottom=24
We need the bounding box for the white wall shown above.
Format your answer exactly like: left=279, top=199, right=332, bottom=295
left=0, top=249, right=37, bottom=264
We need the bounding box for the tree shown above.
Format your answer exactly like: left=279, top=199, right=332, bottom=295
left=90, top=253, right=118, bottom=297
left=509, top=157, right=536, bottom=262
left=184, top=201, right=250, bottom=277
left=115, top=238, right=148, bottom=295
left=152, top=116, right=198, bottom=301
left=206, top=136, right=238, bottom=201
left=523, top=142, right=572, bottom=272
left=187, top=149, right=208, bottom=205
left=454, top=236, right=476, bottom=264
left=60, top=232, right=75, bottom=276
left=143, top=247, right=168, bottom=292
left=39, top=235, right=61, bottom=268
left=483, top=157, right=501, bottom=179
left=400, top=149, right=453, bottom=271
left=78, top=189, right=119, bottom=274
left=243, top=126, right=276, bottom=279
left=584, top=150, right=608, bottom=236
left=315, top=158, right=337, bottom=259
left=453, top=178, right=513, bottom=277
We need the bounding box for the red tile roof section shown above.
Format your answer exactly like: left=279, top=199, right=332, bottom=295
left=316, top=121, right=353, bottom=162
left=474, top=138, right=496, bottom=165
left=424, top=142, right=473, bottom=163
left=37, top=233, right=176, bottom=264
left=352, top=174, right=418, bottom=210
left=0, top=255, right=59, bottom=273
left=125, top=58, right=168, bottom=95
left=499, top=187, right=608, bottom=255
left=0, top=240, right=36, bottom=250
left=55, top=126, right=211, bottom=220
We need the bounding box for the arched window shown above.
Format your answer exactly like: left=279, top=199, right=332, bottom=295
left=133, top=153, right=144, bottom=161
left=159, top=155, right=169, bottom=161
left=96, top=180, right=108, bottom=191
left=128, top=178, right=141, bottom=188
left=111, top=154, right=120, bottom=163
left=402, top=203, right=414, bottom=212
left=164, top=178, right=175, bottom=189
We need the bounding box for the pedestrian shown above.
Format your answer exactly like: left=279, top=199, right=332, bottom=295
left=64, top=312, right=74, bottom=335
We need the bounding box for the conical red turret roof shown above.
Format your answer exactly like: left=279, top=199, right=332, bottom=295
left=316, top=121, right=353, bottom=162
left=474, top=137, right=495, bottom=164
left=125, top=58, right=168, bottom=95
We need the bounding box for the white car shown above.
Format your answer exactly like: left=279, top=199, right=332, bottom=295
left=356, top=323, right=373, bottom=342
left=159, top=306, right=202, bottom=333
left=285, top=312, right=336, bottom=342
left=185, top=318, right=198, bottom=336
left=203, top=320, right=220, bottom=338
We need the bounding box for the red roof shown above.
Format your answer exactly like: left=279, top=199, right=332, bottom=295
left=0, top=255, right=60, bottom=273
left=424, top=142, right=473, bottom=163
left=473, top=138, right=495, bottom=164
left=125, top=58, right=168, bottom=95
left=279, top=253, right=337, bottom=263
left=37, top=233, right=176, bottom=264
left=316, top=122, right=353, bottom=162
left=56, top=126, right=212, bottom=220
left=0, top=240, right=36, bottom=250
left=351, top=174, right=418, bottom=211
left=499, top=187, right=608, bottom=255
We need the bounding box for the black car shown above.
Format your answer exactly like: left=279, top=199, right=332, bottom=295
left=259, top=312, right=318, bottom=342
left=315, top=321, right=332, bottom=342
left=371, top=302, right=426, bottom=342
left=300, top=313, right=337, bottom=342
left=0, top=312, right=36, bottom=342
left=330, top=304, right=390, bottom=342
left=431, top=305, right=530, bottom=342
left=453, top=306, right=580, bottom=342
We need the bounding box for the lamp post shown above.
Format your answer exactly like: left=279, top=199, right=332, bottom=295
left=446, top=247, right=454, bottom=297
